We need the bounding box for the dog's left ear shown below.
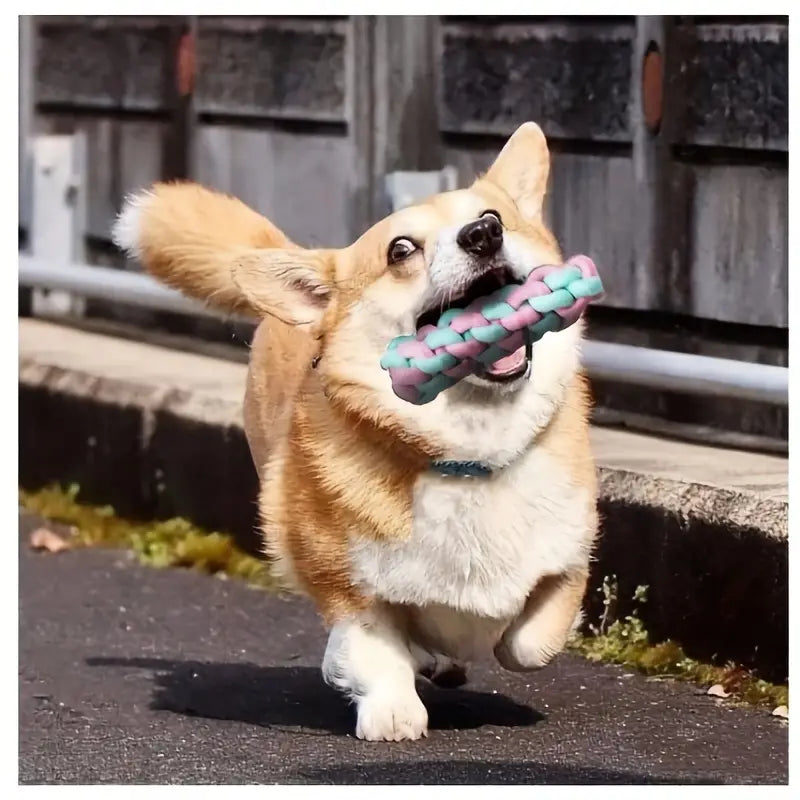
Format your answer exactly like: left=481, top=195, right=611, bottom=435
left=482, top=122, right=550, bottom=220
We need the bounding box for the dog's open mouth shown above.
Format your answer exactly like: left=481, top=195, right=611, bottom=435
left=415, top=267, right=529, bottom=384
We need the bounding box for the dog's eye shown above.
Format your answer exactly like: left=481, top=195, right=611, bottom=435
left=480, top=209, right=503, bottom=225
left=388, top=237, right=419, bottom=265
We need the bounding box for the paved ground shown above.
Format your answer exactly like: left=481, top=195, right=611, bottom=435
left=19, top=511, right=787, bottom=785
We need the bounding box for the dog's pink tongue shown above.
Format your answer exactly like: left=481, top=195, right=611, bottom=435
left=485, top=345, right=527, bottom=377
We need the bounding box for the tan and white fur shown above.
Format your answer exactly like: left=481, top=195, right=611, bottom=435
left=112, top=122, right=598, bottom=742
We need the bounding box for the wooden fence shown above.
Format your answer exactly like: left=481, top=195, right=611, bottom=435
left=18, top=15, right=788, bottom=442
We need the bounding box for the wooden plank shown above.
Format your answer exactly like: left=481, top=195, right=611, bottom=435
left=37, top=116, right=165, bottom=243
left=676, top=23, right=787, bottom=151
left=439, top=20, right=634, bottom=142
left=345, top=16, right=444, bottom=234
left=443, top=143, right=638, bottom=308
left=371, top=16, right=443, bottom=218
left=438, top=18, right=788, bottom=151
left=193, top=125, right=352, bottom=248
left=443, top=16, right=637, bottom=23
left=19, top=16, right=34, bottom=234
left=678, top=15, right=788, bottom=25
left=371, top=17, right=442, bottom=173
left=687, top=163, right=787, bottom=327
left=440, top=144, right=496, bottom=181
left=195, top=17, right=347, bottom=122
left=629, top=17, right=689, bottom=312
left=35, top=17, right=173, bottom=112
left=547, top=153, right=637, bottom=308
left=162, top=17, right=198, bottom=181
left=91, top=121, right=164, bottom=243
left=444, top=144, right=787, bottom=325
left=345, top=16, right=376, bottom=239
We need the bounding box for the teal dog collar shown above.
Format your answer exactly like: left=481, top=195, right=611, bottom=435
left=430, top=460, right=493, bottom=477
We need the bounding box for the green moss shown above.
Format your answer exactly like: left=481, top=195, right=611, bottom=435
left=21, top=485, right=788, bottom=710
left=19, top=484, right=280, bottom=590
left=568, top=576, right=788, bottom=710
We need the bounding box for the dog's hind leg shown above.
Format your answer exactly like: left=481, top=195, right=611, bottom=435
left=322, top=605, right=428, bottom=741
left=494, top=568, right=588, bottom=672
left=414, top=650, right=468, bottom=689
left=410, top=642, right=468, bottom=689
left=426, top=660, right=468, bottom=689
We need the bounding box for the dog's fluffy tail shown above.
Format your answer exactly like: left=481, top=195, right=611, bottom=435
left=111, top=181, right=297, bottom=315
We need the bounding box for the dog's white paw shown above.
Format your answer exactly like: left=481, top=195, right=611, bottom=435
left=355, top=691, right=429, bottom=741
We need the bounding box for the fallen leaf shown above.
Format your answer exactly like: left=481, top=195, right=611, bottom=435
left=720, top=666, right=749, bottom=694
left=772, top=705, right=788, bottom=719
left=29, top=527, right=71, bottom=553
left=707, top=684, right=731, bottom=699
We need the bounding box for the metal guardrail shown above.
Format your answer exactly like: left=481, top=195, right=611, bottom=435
left=19, top=255, right=253, bottom=324
left=18, top=254, right=789, bottom=406
left=581, top=341, right=787, bottom=406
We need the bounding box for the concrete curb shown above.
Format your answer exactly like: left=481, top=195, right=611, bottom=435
left=597, top=467, right=787, bottom=541
left=19, top=320, right=788, bottom=680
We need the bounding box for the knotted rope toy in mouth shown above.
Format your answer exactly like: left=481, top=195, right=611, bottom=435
left=380, top=255, right=604, bottom=405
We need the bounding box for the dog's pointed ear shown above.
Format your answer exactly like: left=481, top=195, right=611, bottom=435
left=231, top=248, right=334, bottom=328
left=482, top=122, right=550, bottom=220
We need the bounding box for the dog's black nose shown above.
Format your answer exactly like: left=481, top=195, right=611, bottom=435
left=456, top=216, right=503, bottom=257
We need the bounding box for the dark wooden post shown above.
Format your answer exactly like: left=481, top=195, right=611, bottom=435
left=162, top=16, right=197, bottom=182
left=346, top=16, right=376, bottom=242
left=347, top=15, right=443, bottom=235
left=371, top=16, right=442, bottom=175
left=630, top=16, right=687, bottom=311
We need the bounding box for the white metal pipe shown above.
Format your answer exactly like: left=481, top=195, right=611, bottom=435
left=581, top=340, right=787, bottom=406
left=18, top=255, right=788, bottom=406
left=18, top=255, right=254, bottom=323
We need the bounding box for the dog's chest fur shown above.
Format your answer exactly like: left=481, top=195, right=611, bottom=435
left=349, top=443, right=593, bottom=623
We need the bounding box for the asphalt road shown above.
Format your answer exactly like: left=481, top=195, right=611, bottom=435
left=18, top=511, right=788, bottom=785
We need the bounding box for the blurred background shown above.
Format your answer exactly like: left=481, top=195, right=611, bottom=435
left=18, top=15, right=788, bottom=453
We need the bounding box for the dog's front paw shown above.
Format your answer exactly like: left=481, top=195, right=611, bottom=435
left=355, top=690, right=429, bottom=741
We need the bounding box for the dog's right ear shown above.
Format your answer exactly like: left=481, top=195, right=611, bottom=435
left=112, top=182, right=334, bottom=327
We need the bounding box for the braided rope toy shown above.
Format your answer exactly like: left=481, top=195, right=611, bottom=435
left=380, top=254, right=604, bottom=405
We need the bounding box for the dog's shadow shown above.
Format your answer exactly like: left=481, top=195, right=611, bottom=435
left=87, top=656, right=543, bottom=734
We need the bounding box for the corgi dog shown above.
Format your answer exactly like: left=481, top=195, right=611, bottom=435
left=112, top=122, right=598, bottom=742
